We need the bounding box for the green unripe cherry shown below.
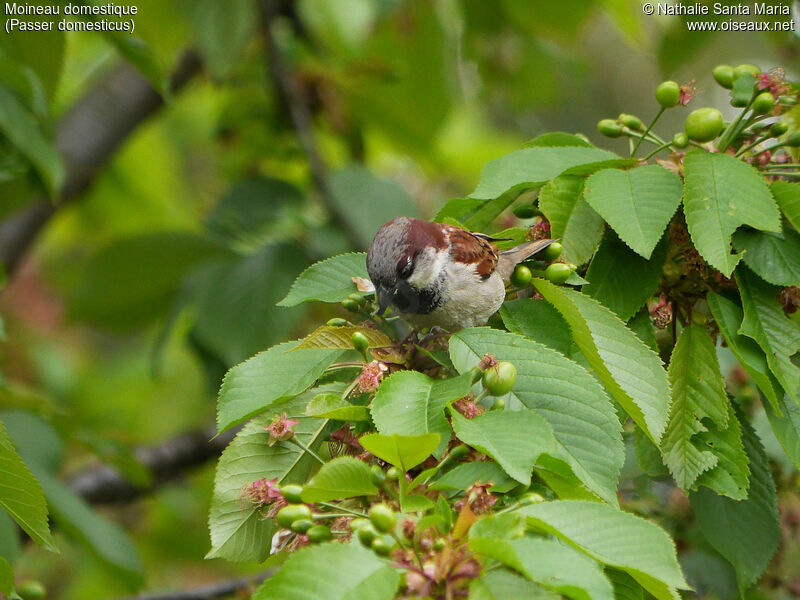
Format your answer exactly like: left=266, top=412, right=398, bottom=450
left=597, top=119, right=622, bottom=138
left=672, top=132, right=689, bottom=148
left=513, top=204, right=539, bottom=219
left=519, top=492, right=546, bottom=506
left=619, top=113, right=644, bottom=131
left=542, top=241, right=563, bottom=261
left=787, top=132, right=800, bottom=147
left=16, top=581, right=46, bottom=600
left=492, top=397, right=506, bottom=410
left=433, top=538, right=446, bottom=551
left=291, top=518, right=314, bottom=534
left=545, top=262, right=573, bottom=284
left=770, top=121, right=789, bottom=136
left=733, top=63, right=761, bottom=79
left=752, top=92, right=775, bottom=115
left=281, top=484, right=304, bottom=504
left=712, top=64, right=735, bottom=89
left=357, top=523, right=378, bottom=547
left=307, top=524, right=333, bottom=543
left=656, top=80, right=681, bottom=108
left=510, top=265, right=532, bottom=288
left=684, top=108, right=724, bottom=143
left=326, top=317, right=348, bottom=327
left=369, top=503, right=396, bottom=533
left=370, top=464, right=386, bottom=486
left=347, top=292, right=366, bottom=305
left=482, top=361, right=517, bottom=396
left=276, top=503, right=312, bottom=528
left=342, top=298, right=361, bottom=313
left=350, top=517, right=370, bottom=532
left=351, top=331, right=370, bottom=354
left=371, top=534, right=396, bottom=556
left=386, top=466, right=401, bottom=481
left=448, top=444, right=470, bottom=460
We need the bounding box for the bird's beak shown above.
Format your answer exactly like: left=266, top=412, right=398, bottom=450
left=376, top=285, right=392, bottom=316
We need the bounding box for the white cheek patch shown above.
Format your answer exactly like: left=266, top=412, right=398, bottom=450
left=407, top=248, right=448, bottom=287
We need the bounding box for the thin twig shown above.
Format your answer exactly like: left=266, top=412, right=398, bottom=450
left=110, top=571, right=272, bottom=600
left=256, top=0, right=362, bottom=249
left=0, top=50, right=202, bottom=279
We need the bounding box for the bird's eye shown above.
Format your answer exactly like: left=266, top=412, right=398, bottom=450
left=398, top=257, right=413, bottom=279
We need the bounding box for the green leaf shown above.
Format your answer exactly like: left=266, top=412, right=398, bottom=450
left=371, top=372, right=472, bottom=458
left=184, top=0, right=255, bottom=76
left=69, top=233, right=231, bottom=331
left=0, top=556, right=13, bottom=598
left=359, top=433, right=440, bottom=470
left=217, top=340, right=343, bottom=432
left=328, top=167, right=419, bottom=249
left=731, top=74, right=757, bottom=105
left=691, top=404, right=748, bottom=499
left=732, top=228, right=800, bottom=287
left=690, top=413, right=780, bottom=593
left=606, top=568, right=643, bottom=600
left=185, top=245, right=308, bottom=365
left=252, top=543, right=399, bottom=600
left=471, top=146, right=626, bottom=200
left=500, top=298, right=573, bottom=356
left=37, top=472, right=142, bottom=587
left=763, top=394, right=800, bottom=470
left=208, top=390, right=329, bottom=561
left=524, top=132, right=594, bottom=148
left=628, top=308, right=658, bottom=352
left=682, top=149, right=781, bottom=276
left=0, top=86, right=63, bottom=195
left=771, top=179, right=800, bottom=231
left=451, top=409, right=555, bottom=486
left=737, top=265, right=800, bottom=401
left=278, top=253, right=369, bottom=307
left=583, top=166, right=682, bottom=259
left=0, top=420, right=56, bottom=552
left=300, top=457, right=378, bottom=502
left=449, top=327, right=623, bottom=505
left=429, top=461, right=516, bottom=493
left=294, top=326, right=392, bottom=351
left=537, top=175, right=605, bottom=265
left=305, top=394, right=369, bottom=421
left=0, top=510, right=20, bottom=563
left=533, top=279, right=671, bottom=444
left=520, top=500, right=690, bottom=600
left=661, top=325, right=747, bottom=497
left=584, top=232, right=667, bottom=321
left=471, top=536, right=615, bottom=600
left=707, top=292, right=782, bottom=409
left=471, top=570, right=557, bottom=600
left=205, top=177, right=305, bottom=248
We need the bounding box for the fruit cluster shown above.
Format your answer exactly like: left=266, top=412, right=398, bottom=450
left=596, top=63, right=800, bottom=165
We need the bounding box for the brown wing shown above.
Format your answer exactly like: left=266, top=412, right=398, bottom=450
left=446, top=227, right=499, bottom=280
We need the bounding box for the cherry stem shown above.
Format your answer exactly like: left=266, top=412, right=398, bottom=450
left=761, top=163, right=800, bottom=169
left=641, top=141, right=674, bottom=162
left=718, top=96, right=755, bottom=151
left=735, top=134, right=771, bottom=157
left=763, top=171, right=800, bottom=177
left=632, top=107, right=665, bottom=157
left=318, top=502, right=367, bottom=517
left=287, top=437, right=326, bottom=465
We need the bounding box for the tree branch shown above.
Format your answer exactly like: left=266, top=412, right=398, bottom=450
left=68, top=424, right=238, bottom=505
left=111, top=572, right=271, bottom=600
left=0, top=50, right=202, bottom=278
left=256, top=0, right=362, bottom=249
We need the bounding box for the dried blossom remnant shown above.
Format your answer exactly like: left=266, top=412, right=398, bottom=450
left=529, top=217, right=551, bottom=240
left=780, top=286, right=800, bottom=314
left=357, top=360, right=388, bottom=393
left=679, top=79, right=696, bottom=106
left=265, top=413, right=299, bottom=445
left=455, top=482, right=497, bottom=515
left=757, top=68, right=791, bottom=98
left=649, top=294, right=673, bottom=330
left=241, top=477, right=282, bottom=506
left=477, top=353, right=499, bottom=371
left=452, top=396, right=485, bottom=419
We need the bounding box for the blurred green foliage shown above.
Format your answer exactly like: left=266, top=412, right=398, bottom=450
left=0, top=0, right=799, bottom=598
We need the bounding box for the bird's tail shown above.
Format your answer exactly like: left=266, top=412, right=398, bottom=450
left=497, top=239, right=557, bottom=280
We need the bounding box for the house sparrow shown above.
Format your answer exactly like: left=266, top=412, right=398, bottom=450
left=366, top=217, right=555, bottom=331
